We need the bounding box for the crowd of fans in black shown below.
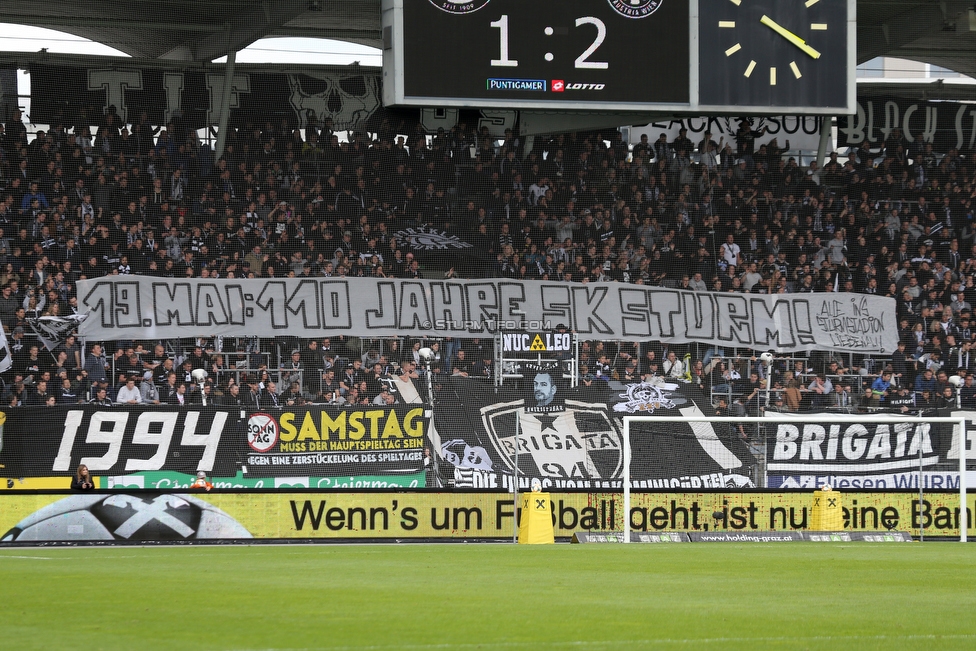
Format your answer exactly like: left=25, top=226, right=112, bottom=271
left=0, top=103, right=974, bottom=410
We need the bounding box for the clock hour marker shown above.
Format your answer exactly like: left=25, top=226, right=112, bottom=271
left=810, top=23, right=827, bottom=30
left=790, top=61, right=802, bottom=78
left=729, top=0, right=741, bottom=5
left=545, top=52, right=554, bottom=61
left=725, top=43, right=742, bottom=56
left=805, top=0, right=819, bottom=6
left=719, top=21, right=735, bottom=28
left=744, top=60, right=756, bottom=77
left=544, top=26, right=554, bottom=36
left=770, top=67, right=777, bottom=85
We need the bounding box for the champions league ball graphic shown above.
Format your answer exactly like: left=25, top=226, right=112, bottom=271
left=1, top=494, right=251, bottom=542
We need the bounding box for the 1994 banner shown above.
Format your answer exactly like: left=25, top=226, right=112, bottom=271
left=77, top=277, right=897, bottom=353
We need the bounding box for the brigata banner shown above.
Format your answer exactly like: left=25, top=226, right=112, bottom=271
left=2, top=491, right=973, bottom=542
left=431, top=377, right=756, bottom=491
left=766, top=411, right=976, bottom=489
left=76, top=277, right=897, bottom=353
left=0, top=405, right=427, bottom=489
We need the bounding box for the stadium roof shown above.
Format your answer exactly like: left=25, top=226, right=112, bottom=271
left=1, top=0, right=974, bottom=76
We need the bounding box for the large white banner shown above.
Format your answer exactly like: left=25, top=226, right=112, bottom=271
left=76, top=277, right=896, bottom=352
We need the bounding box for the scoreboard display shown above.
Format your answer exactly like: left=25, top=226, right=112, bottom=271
left=381, top=0, right=855, bottom=114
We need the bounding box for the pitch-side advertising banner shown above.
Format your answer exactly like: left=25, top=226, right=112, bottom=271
left=766, top=411, right=976, bottom=489
left=1, top=492, right=973, bottom=542
left=76, top=277, right=897, bottom=353
left=0, top=406, right=427, bottom=489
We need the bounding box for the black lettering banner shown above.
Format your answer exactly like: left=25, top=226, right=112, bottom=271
left=76, top=277, right=899, bottom=353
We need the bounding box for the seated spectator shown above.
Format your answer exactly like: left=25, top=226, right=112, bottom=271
left=116, top=375, right=143, bottom=404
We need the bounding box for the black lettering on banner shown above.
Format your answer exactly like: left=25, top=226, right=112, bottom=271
left=683, top=292, right=715, bottom=341
left=286, top=279, right=321, bottom=329
left=648, top=289, right=681, bottom=338
left=618, top=288, right=652, bottom=337
left=571, top=286, right=612, bottom=335
left=82, top=282, right=116, bottom=328
left=76, top=278, right=898, bottom=352
left=365, top=281, right=398, bottom=329
left=499, top=282, right=527, bottom=324
left=540, top=285, right=571, bottom=326
left=792, top=300, right=816, bottom=345
left=195, top=283, right=229, bottom=327
left=254, top=281, right=290, bottom=329
left=225, top=284, right=246, bottom=325
left=291, top=500, right=326, bottom=530
left=751, top=297, right=796, bottom=348
left=320, top=280, right=352, bottom=328
left=114, top=282, right=142, bottom=328
left=153, top=282, right=194, bottom=327
left=429, top=282, right=466, bottom=329
left=398, top=282, right=430, bottom=330
left=465, top=283, right=499, bottom=332
left=715, top=294, right=752, bottom=345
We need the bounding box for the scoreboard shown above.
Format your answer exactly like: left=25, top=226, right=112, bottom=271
left=381, top=0, right=855, bottom=114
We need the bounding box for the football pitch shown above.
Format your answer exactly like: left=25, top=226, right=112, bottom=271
left=1, top=544, right=975, bottom=650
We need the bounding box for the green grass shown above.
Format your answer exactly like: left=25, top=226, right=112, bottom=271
left=1, top=544, right=975, bottom=650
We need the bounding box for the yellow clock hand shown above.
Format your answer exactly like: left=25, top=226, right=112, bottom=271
left=760, top=14, right=821, bottom=59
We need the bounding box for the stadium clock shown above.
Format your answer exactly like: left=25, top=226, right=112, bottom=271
left=381, top=0, right=854, bottom=113
left=698, top=0, right=852, bottom=109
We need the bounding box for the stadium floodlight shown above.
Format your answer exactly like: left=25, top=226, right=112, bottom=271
left=621, top=414, right=968, bottom=543
left=191, top=368, right=208, bottom=406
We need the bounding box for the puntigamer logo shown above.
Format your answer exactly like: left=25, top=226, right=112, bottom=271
left=608, top=0, right=664, bottom=19
left=488, top=78, right=547, bottom=91
left=429, top=0, right=491, bottom=14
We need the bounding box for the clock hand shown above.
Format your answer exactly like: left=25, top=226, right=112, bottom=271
left=760, top=15, right=821, bottom=59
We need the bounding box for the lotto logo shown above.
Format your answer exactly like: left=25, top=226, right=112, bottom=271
left=552, top=80, right=565, bottom=92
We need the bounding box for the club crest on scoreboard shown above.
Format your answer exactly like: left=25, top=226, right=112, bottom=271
left=428, top=0, right=492, bottom=14
left=607, top=0, right=664, bottom=19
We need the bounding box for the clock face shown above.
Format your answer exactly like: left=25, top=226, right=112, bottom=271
left=699, top=0, right=849, bottom=109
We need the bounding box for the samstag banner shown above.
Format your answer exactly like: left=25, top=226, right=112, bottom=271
left=0, top=405, right=427, bottom=489
left=431, top=377, right=755, bottom=491
left=766, top=411, right=976, bottom=490
left=76, top=277, right=897, bottom=353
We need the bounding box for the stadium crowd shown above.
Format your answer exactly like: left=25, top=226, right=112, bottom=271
left=0, top=104, right=974, bottom=413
